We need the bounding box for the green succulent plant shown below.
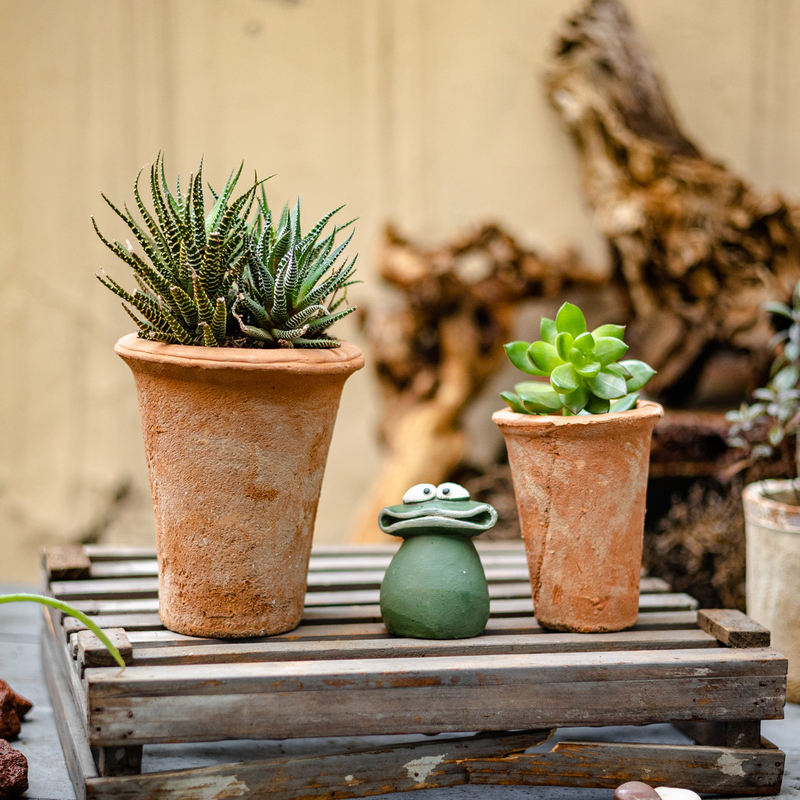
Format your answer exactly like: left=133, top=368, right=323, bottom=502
left=95, top=154, right=261, bottom=347
left=233, top=193, right=359, bottom=348
left=501, top=302, right=656, bottom=415
left=95, top=155, right=358, bottom=349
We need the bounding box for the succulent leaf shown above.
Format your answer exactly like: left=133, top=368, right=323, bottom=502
left=593, top=336, right=629, bottom=366
left=528, top=341, right=564, bottom=373
left=555, top=302, right=587, bottom=337
left=540, top=317, right=557, bottom=345
left=504, top=341, right=547, bottom=376
left=587, top=368, right=628, bottom=399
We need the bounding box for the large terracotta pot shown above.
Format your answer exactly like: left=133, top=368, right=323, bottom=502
left=492, top=400, right=662, bottom=632
left=742, top=478, right=800, bottom=703
left=116, top=333, right=364, bottom=638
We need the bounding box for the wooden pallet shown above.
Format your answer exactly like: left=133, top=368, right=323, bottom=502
left=40, top=544, right=787, bottom=799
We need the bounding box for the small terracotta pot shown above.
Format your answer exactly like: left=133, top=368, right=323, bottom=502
left=116, top=333, right=364, bottom=638
left=493, top=400, right=663, bottom=632
left=742, top=479, right=800, bottom=703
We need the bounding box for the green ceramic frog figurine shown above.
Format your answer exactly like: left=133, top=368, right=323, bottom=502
left=378, top=482, right=498, bottom=639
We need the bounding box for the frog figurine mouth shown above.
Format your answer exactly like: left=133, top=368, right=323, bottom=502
left=378, top=499, right=498, bottom=538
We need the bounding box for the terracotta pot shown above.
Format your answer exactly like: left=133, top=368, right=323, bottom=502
left=742, top=479, right=800, bottom=703
left=116, top=333, right=364, bottom=638
left=492, top=400, right=663, bottom=632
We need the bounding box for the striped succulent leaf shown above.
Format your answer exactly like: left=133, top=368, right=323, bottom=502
left=95, top=154, right=262, bottom=346
left=234, top=192, right=359, bottom=348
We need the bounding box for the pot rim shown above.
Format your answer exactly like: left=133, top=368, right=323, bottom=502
left=743, top=479, right=800, bottom=533
left=492, top=399, right=663, bottom=429
left=115, top=332, right=365, bottom=375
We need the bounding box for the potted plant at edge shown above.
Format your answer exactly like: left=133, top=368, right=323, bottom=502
left=492, top=301, right=661, bottom=633
left=95, top=155, right=364, bottom=638
left=726, top=280, right=800, bottom=702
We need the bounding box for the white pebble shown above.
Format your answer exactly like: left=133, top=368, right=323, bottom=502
left=655, top=788, right=700, bottom=800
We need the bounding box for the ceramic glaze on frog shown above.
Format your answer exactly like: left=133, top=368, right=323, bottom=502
left=378, top=483, right=497, bottom=639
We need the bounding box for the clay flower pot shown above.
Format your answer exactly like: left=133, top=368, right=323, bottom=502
left=116, top=333, right=364, bottom=638
left=493, top=400, right=662, bottom=633
left=742, top=479, right=800, bottom=703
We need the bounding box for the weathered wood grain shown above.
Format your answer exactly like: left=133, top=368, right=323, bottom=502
left=108, top=610, right=700, bottom=650
left=83, top=675, right=786, bottom=746
left=465, top=739, right=786, bottom=795
left=698, top=609, right=771, bottom=648
left=79, top=648, right=786, bottom=745
left=42, top=627, right=97, bottom=800
left=43, top=545, right=91, bottom=580
left=80, top=629, right=718, bottom=671
left=83, top=730, right=553, bottom=799
left=76, top=628, right=133, bottom=670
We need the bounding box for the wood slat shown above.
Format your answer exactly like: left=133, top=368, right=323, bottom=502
left=76, top=629, right=720, bottom=670
left=465, top=739, right=786, bottom=795
left=698, top=609, right=771, bottom=648
left=82, top=730, right=553, bottom=799
left=75, top=628, right=133, bottom=670
left=82, top=650, right=787, bottom=746
left=91, top=610, right=700, bottom=651
left=43, top=545, right=91, bottom=580
left=58, top=592, right=698, bottom=626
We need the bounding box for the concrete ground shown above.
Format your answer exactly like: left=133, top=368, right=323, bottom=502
left=1, top=583, right=798, bottom=800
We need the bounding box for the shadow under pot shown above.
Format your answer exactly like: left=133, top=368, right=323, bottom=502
left=116, top=333, right=364, bottom=638
left=493, top=400, right=662, bottom=633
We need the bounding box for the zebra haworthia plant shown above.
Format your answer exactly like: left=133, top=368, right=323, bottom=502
left=95, top=155, right=357, bottom=348
left=501, top=302, right=656, bottom=415
left=233, top=195, right=358, bottom=348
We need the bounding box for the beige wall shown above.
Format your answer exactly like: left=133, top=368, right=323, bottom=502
left=1, top=0, right=800, bottom=581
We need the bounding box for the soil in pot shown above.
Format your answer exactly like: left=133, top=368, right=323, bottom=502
left=493, top=400, right=663, bottom=633
left=116, top=334, right=364, bottom=638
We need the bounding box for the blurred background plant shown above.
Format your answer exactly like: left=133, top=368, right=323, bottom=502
left=726, top=281, right=800, bottom=475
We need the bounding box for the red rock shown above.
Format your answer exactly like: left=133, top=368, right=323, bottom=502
left=615, top=781, right=662, bottom=800
left=0, top=692, right=19, bottom=742
left=0, top=683, right=32, bottom=721
left=0, top=739, right=28, bottom=798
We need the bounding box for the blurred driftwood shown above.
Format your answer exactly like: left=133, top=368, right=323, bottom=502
left=352, top=225, right=603, bottom=543
left=354, top=0, right=800, bottom=544
left=547, top=0, right=800, bottom=399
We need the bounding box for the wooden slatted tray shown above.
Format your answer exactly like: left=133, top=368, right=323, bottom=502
left=40, top=544, right=787, bottom=800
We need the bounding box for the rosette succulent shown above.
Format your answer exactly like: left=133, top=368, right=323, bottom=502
left=501, top=302, right=656, bottom=415
left=233, top=194, right=358, bottom=348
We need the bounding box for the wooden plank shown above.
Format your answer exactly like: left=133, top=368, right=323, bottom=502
left=698, top=609, right=771, bottom=648
left=465, top=739, right=785, bottom=795
left=76, top=628, right=133, bottom=670
left=41, top=629, right=96, bottom=800
left=61, top=607, right=702, bottom=638
left=43, top=545, right=91, bottom=580
left=81, top=648, right=786, bottom=745
left=114, top=610, right=701, bottom=650
left=95, top=629, right=718, bottom=670
left=84, top=646, right=788, bottom=697
left=81, top=730, right=552, bottom=800
left=83, top=674, right=786, bottom=746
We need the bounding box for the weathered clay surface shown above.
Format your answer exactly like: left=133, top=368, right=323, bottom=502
left=743, top=479, right=800, bottom=702
left=116, top=334, right=364, bottom=638
left=493, top=401, right=662, bottom=632
left=0, top=739, right=27, bottom=798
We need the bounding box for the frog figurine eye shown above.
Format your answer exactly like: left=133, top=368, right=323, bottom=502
left=402, top=484, right=437, bottom=503
left=436, top=482, right=470, bottom=501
